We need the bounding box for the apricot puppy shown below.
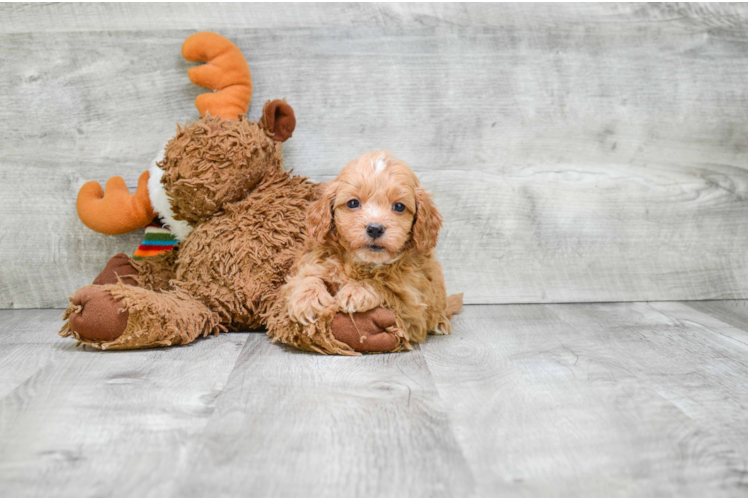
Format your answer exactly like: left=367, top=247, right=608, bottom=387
left=284, top=151, right=462, bottom=352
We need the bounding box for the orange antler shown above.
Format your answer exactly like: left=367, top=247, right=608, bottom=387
left=77, top=171, right=154, bottom=235
left=182, top=32, right=252, bottom=120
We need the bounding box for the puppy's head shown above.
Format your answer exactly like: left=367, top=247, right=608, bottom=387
left=307, top=151, right=442, bottom=264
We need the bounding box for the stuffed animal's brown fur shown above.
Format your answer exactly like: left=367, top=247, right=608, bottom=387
left=61, top=33, right=410, bottom=355
left=62, top=109, right=395, bottom=355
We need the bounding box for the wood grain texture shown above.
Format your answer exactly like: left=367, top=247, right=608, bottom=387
left=422, top=303, right=748, bottom=496
left=684, top=299, right=748, bottom=335
left=0, top=315, right=248, bottom=497
left=549, top=303, right=748, bottom=495
left=547, top=302, right=748, bottom=495
left=2, top=304, right=748, bottom=496
left=3, top=4, right=748, bottom=307
left=659, top=300, right=748, bottom=348
left=0, top=309, right=67, bottom=400
left=172, top=336, right=474, bottom=497
left=4, top=3, right=747, bottom=34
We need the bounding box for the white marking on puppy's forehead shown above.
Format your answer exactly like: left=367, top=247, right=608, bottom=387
left=371, top=153, right=388, bottom=175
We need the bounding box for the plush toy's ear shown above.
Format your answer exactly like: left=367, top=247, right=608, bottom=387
left=262, top=99, right=296, bottom=142
left=182, top=32, right=252, bottom=120
left=412, top=186, right=443, bottom=253
left=306, top=182, right=335, bottom=245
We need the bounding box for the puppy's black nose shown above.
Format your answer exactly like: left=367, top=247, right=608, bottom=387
left=366, top=223, right=385, bottom=240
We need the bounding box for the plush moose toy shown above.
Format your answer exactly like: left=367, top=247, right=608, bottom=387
left=60, top=32, right=402, bottom=355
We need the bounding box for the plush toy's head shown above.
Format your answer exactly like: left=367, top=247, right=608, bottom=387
left=151, top=100, right=295, bottom=233
left=76, top=32, right=296, bottom=238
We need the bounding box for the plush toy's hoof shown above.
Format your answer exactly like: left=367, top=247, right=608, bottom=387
left=67, top=286, right=129, bottom=342
left=331, top=308, right=400, bottom=353
left=92, top=253, right=138, bottom=286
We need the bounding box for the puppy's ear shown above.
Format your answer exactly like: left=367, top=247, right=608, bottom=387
left=412, top=186, right=443, bottom=253
left=307, top=182, right=336, bottom=245
left=261, top=99, right=296, bottom=142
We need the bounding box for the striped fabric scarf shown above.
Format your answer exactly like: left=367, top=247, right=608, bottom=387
left=133, top=219, right=179, bottom=260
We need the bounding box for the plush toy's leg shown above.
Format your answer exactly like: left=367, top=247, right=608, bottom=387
left=264, top=299, right=354, bottom=355
left=330, top=309, right=411, bottom=353
left=92, top=253, right=138, bottom=286
left=60, top=283, right=221, bottom=350
left=91, top=251, right=177, bottom=292
left=130, top=250, right=177, bottom=291
left=264, top=292, right=408, bottom=355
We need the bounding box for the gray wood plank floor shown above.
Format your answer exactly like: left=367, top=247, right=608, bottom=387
left=1, top=303, right=747, bottom=497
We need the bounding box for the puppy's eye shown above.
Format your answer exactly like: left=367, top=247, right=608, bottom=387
left=393, top=202, right=406, bottom=213
left=346, top=199, right=360, bottom=209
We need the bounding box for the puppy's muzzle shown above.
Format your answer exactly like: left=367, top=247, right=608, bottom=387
left=366, top=223, right=385, bottom=240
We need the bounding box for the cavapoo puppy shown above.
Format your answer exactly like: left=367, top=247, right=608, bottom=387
left=283, top=151, right=462, bottom=352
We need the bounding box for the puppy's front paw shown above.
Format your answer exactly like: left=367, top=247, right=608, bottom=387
left=287, top=279, right=336, bottom=326
left=433, top=317, right=452, bottom=335
left=336, top=282, right=381, bottom=313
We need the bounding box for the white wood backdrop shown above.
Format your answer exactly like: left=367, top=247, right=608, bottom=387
left=2, top=3, right=748, bottom=308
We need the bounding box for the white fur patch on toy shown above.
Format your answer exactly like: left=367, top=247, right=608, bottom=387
left=147, top=148, right=193, bottom=242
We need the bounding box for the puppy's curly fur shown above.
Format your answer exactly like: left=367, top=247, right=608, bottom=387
left=283, top=151, right=462, bottom=348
